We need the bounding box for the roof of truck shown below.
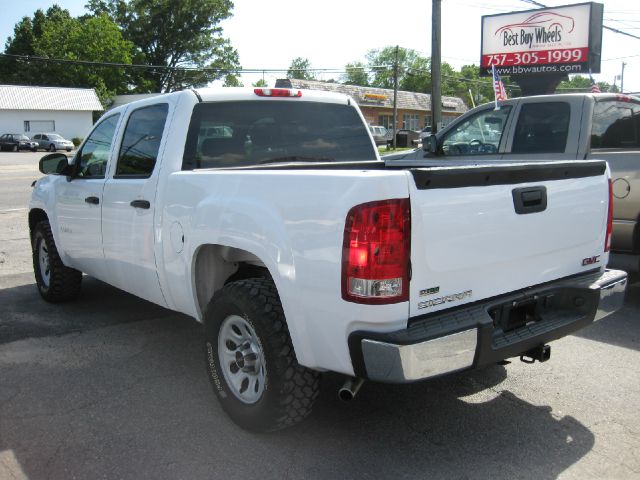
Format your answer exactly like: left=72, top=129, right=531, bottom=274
left=194, top=87, right=354, bottom=105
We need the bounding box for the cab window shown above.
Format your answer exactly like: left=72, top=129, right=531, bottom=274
left=441, top=106, right=511, bottom=156
left=591, top=100, right=640, bottom=149
left=76, top=114, right=120, bottom=178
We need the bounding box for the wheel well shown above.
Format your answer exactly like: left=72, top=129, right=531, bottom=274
left=193, top=245, right=269, bottom=317
left=28, top=209, right=48, bottom=239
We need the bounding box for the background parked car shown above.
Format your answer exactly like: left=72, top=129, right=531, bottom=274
left=0, top=133, right=38, bottom=152
left=368, top=125, right=391, bottom=146
left=31, top=133, right=74, bottom=152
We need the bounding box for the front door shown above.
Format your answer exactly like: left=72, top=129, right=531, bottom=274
left=101, top=103, right=170, bottom=306
left=55, top=114, right=120, bottom=277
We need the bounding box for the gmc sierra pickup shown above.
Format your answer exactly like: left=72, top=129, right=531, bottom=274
left=29, top=87, right=627, bottom=432
left=386, top=93, right=640, bottom=272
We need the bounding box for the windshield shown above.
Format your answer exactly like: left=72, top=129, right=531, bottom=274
left=182, top=100, right=376, bottom=169
left=48, top=134, right=64, bottom=140
left=17, top=135, right=30, bottom=140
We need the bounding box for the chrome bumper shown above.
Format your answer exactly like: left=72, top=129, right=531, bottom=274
left=357, top=269, right=627, bottom=383
left=361, top=329, right=477, bottom=382
left=591, top=269, right=628, bottom=321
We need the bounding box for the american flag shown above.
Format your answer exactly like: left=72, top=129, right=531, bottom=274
left=492, top=65, right=508, bottom=104
left=589, top=69, right=601, bottom=93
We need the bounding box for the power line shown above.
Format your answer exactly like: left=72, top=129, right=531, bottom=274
left=519, top=0, right=640, bottom=40
left=602, top=54, right=640, bottom=62
left=0, top=53, right=400, bottom=75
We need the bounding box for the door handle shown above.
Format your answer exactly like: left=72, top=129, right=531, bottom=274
left=85, top=196, right=100, bottom=205
left=130, top=199, right=151, bottom=209
left=512, top=186, right=547, bottom=214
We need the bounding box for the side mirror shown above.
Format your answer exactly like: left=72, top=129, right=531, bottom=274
left=39, top=153, right=72, bottom=176
left=424, top=134, right=438, bottom=154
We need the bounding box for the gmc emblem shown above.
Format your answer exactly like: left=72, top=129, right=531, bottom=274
left=582, top=255, right=600, bottom=266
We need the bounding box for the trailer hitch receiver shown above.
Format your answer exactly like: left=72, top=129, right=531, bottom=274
left=520, top=344, right=551, bottom=364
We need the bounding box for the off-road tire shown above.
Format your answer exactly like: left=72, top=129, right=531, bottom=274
left=204, top=278, right=321, bottom=432
left=32, top=220, right=82, bottom=302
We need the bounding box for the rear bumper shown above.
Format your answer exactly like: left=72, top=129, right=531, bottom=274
left=349, top=269, right=627, bottom=383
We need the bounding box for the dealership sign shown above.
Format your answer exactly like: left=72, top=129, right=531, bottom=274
left=480, top=2, right=603, bottom=76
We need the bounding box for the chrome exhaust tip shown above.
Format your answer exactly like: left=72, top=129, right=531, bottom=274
left=339, top=377, right=365, bottom=401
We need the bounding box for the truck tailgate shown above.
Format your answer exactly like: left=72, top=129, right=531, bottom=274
left=407, top=161, right=609, bottom=318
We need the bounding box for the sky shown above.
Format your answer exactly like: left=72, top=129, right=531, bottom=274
left=1, top=0, right=639, bottom=93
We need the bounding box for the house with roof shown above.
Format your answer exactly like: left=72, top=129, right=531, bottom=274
left=0, top=85, right=103, bottom=140
left=275, top=79, right=468, bottom=131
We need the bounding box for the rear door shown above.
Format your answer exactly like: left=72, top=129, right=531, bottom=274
left=407, top=161, right=609, bottom=317
left=503, top=96, right=584, bottom=160
left=101, top=102, right=171, bottom=306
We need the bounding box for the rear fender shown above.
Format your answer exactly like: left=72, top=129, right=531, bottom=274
left=187, top=198, right=316, bottom=367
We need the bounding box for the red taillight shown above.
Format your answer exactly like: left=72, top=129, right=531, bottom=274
left=254, top=88, right=302, bottom=97
left=605, top=178, right=613, bottom=252
left=341, top=199, right=411, bottom=304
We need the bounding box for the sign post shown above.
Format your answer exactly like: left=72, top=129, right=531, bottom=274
left=480, top=2, right=603, bottom=96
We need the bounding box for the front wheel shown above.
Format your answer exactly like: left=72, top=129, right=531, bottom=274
left=12, top=145, right=18, bottom=152
left=49, top=144, right=56, bottom=152
left=204, top=278, right=320, bottom=432
left=32, top=220, right=82, bottom=302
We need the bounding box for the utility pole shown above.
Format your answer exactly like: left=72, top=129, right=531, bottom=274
left=392, top=45, right=399, bottom=149
left=431, top=0, right=442, bottom=133
left=621, top=62, right=626, bottom=93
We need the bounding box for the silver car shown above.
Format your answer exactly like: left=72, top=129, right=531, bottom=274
left=31, top=133, right=74, bottom=152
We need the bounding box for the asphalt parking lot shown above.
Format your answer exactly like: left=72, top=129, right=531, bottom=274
left=1, top=151, right=639, bottom=479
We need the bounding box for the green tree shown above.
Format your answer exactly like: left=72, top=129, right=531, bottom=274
left=87, top=0, right=241, bottom=92
left=457, top=65, right=493, bottom=106
left=287, top=57, right=315, bottom=80
left=223, top=74, right=243, bottom=87
left=557, top=74, right=616, bottom=93
left=252, top=78, right=268, bottom=87
left=341, top=62, right=369, bottom=86
left=401, top=56, right=431, bottom=93
left=0, top=6, right=133, bottom=106
left=365, top=47, right=430, bottom=91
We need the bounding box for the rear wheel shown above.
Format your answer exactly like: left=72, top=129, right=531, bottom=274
left=32, top=220, right=82, bottom=302
left=204, top=278, right=320, bottom=432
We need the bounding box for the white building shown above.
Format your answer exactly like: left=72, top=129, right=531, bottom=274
left=0, top=85, right=102, bottom=140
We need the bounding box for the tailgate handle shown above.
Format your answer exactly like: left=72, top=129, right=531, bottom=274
left=512, top=186, right=547, bottom=214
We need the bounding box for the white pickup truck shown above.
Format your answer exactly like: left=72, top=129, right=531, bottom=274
left=29, top=87, right=627, bottom=432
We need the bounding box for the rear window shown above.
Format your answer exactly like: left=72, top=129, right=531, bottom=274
left=182, top=100, right=376, bottom=169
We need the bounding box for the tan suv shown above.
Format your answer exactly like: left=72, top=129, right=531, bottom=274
left=589, top=97, right=640, bottom=272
